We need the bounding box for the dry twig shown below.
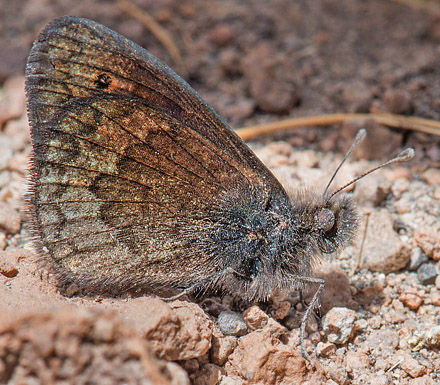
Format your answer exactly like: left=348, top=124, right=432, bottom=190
left=236, top=112, right=440, bottom=141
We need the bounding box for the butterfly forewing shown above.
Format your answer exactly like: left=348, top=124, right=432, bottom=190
left=25, top=16, right=290, bottom=293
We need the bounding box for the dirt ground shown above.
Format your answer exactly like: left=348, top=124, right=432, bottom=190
left=0, top=0, right=440, bottom=384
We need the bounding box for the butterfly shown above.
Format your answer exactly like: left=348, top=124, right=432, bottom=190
left=25, top=16, right=413, bottom=362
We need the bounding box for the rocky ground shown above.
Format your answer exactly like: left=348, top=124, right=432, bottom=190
left=1, top=0, right=440, bottom=384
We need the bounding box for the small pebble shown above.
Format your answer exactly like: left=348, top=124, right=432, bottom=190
left=208, top=24, right=235, bottom=47
left=401, top=355, right=426, bottom=378
left=430, top=292, right=440, bottom=306
left=322, top=307, right=358, bottom=344
left=399, top=290, right=424, bottom=311
left=210, top=333, right=237, bottom=366
left=242, top=306, right=269, bottom=331
left=0, top=202, right=21, bottom=234
left=345, top=351, right=371, bottom=371
left=217, top=311, right=248, bottom=337
left=421, top=168, right=440, bottom=186
left=360, top=209, right=410, bottom=274
left=363, top=329, right=400, bottom=356
left=316, top=341, right=336, bottom=357
left=272, top=300, right=291, bottom=320
left=414, top=228, right=440, bottom=261
left=408, top=247, right=429, bottom=271
left=243, top=305, right=286, bottom=336
left=417, top=263, right=438, bottom=285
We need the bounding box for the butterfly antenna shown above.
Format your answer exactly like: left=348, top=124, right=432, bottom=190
left=323, top=128, right=367, bottom=196
left=326, top=148, right=415, bottom=202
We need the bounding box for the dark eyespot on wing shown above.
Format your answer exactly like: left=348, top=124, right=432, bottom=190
left=95, top=73, right=112, bottom=89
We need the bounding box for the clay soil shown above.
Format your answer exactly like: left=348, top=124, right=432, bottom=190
left=0, top=0, right=440, bottom=384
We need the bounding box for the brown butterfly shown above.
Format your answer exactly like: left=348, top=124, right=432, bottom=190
left=25, top=16, right=413, bottom=361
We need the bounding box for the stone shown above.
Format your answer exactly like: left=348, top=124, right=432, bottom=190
left=113, top=298, right=212, bottom=361
left=360, top=209, right=410, bottom=273
left=302, top=262, right=358, bottom=315
left=408, top=247, right=429, bottom=271
left=198, top=298, right=229, bottom=317
left=339, top=80, right=373, bottom=113
left=0, top=233, right=7, bottom=250
left=431, top=291, right=440, bottom=306
left=322, top=307, right=358, bottom=344
left=210, top=329, right=237, bottom=366
left=0, top=249, right=34, bottom=280
left=421, top=168, right=440, bottom=186
left=219, top=376, right=245, bottom=385
left=345, top=351, right=371, bottom=372
left=316, top=341, right=336, bottom=357
left=401, top=354, right=426, bottom=378
left=367, top=373, right=392, bottom=385
left=341, top=119, right=402, bottom=161
left=417, top=263, right=438, bottom=285
left=219, top=48, right=242, bottom=76
left=65, top=282, right=80, bottom=297
left=363, top=329, right=400, bottom=357
left=243, top=305, right=286, bottom=337
left=0, top=137, right=13, bottom=171
left=192, top=363, right=222, bottom=385
left=354, top=172, right=392, bottom=207
left=272, top=300, right=291, bottom=320
left=326, top=360, right=349, bottom=384
left=414, top=228, right=440, bottom=261
left=0, top=255, right=18, bottom=277
left=0, top=202, right=21, bottom=234
left=436, top=275, right=440, bottom=290
left=0, top=309, right=184, bottom=385
left=0, top=76, right=26, bottom=126
left=217, top=311, right=248, bottom=337
left=399, top=289, right=424, bottom=310
left=165, top=363, right=191, bottom=385
left=225, top=330, right=309, bottom=384
left=408, top=375, right=437, bottom=385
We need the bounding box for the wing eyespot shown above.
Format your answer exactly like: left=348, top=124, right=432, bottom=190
left=95, top=73, right=112, bottom=89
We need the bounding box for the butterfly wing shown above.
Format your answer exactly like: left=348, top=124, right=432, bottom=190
left=25, top=16, right=291, bottom=294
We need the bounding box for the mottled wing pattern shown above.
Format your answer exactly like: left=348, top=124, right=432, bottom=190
left=25, top=16, right=290, bottom=293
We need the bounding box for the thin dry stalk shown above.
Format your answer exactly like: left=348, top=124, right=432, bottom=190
left=236, top=112, right=440, bottom=140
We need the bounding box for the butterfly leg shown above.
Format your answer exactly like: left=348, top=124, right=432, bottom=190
left=289, top=276, right=325, bottom=366
left=161, top=287, right=194, bottom=302
left=161, top=267, right=251, bottom=302
left=299, top=290, right=322, bottom=320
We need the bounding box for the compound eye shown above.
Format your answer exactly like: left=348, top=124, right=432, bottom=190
left=318, top=208, right=335, bottom=233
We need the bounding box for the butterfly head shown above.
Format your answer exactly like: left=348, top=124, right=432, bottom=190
left=312, top=192, right=359, bottom=254
left=308, top=131, right=414, bottom=255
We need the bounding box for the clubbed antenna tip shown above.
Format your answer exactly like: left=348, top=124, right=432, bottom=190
left=397, top=148, right=415, bottom=162
left=327, top=146, right=415, bottom=201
